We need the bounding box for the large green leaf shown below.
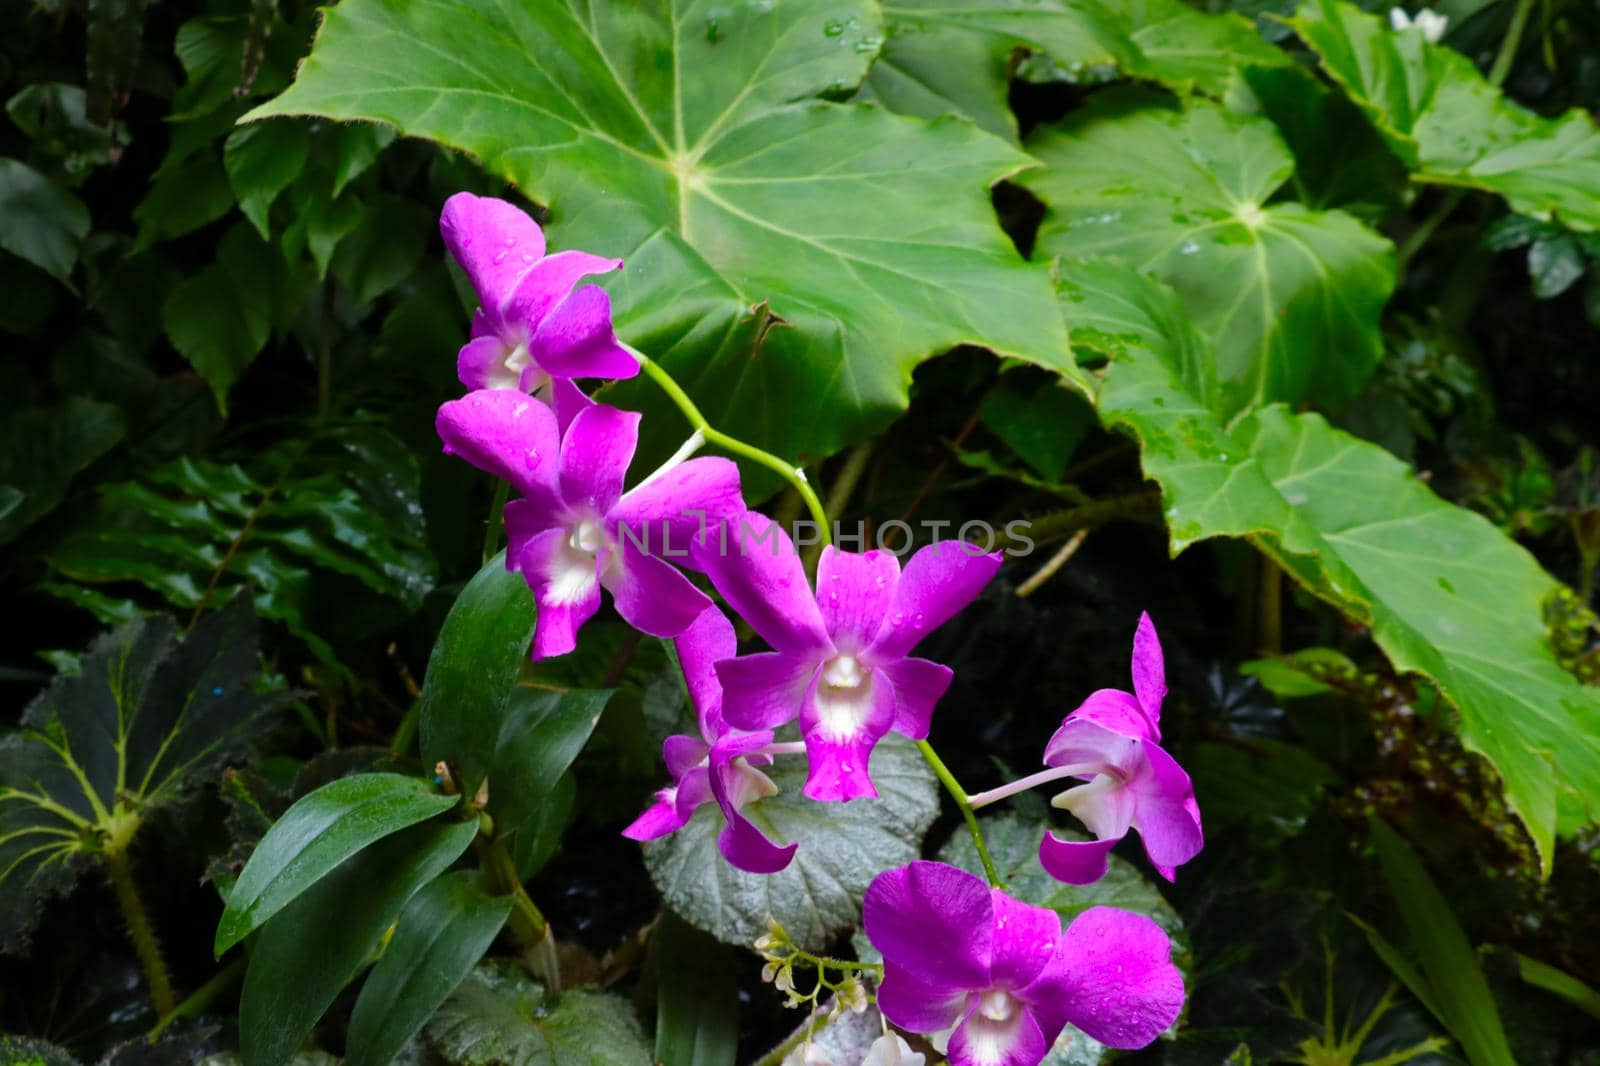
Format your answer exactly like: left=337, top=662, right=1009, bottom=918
left=216, top=772, right=460, bottom=955
left=1024, top=90, right=1394, bottom=415
left=643, top=733, right=937, bottom=950
left=491, top=688, right=610, bottom=877
left=0, top=598, right=285, bottom=952
left=239, top=817, right=479, bottom=1066
left=345, top=871, right=512, bottom=1066
left=425, top=959, right=652, bottom=1066
left=1368, top=820, right=1514, bottom=1066
left=1290, top=0, right=1600, bottom=228
left=866, top=0, right=1288, bottom=141
left=45, top=421, right=436, bottom=667
left=654, top=911, right=739, bottom=1066
left=1063, top=258, right=1600, bottom=867
left=245, top=0, right=1074, bottom=467
left=865, top=1, right=1138, bottom=140
left=0, top=398, right=124, bottom=545
left=936, top=813, right=1187, bottom=949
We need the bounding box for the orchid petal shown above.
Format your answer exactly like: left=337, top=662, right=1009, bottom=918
left=697, top=512, right=830, bottom=655
left=1027, top=906, right=1184, bottom=1050
left=559, top=403, right=639, bottom=518
left=611, top=456, right=744, bottom=567
left=876, top=961, right=973, bottom=1037
left=879, top=656, right=953, bottom=740
left=708, top=739, right=796, bottom=874
left=662, top=734, right=710, bottom=780
left=715, top=653, right=817, bottom=731
left=503, top=249, right=623, bottom=334
left=436, top=390, right=560, bottom=502
left=868, top=542, right=1001, bottom=661
left=549, top=376, right=594, bottom=434
left=439, top=193, right=546, bottom=308
left=1061, top=688, right=1158, bottom=743
left=863, top=861, right=993, bottom=993
left=1038, top=832, right=1119, bottom=886
left=1042, top=717, right=1139, bottom=775
left=517, top=527, right=602, bottom=660
left=799, top=664, right=894, bottom=802
left=620, top=789, right=688, bottom=841
left=527, top=283, right=638, bottom=381
left=1129, top=742, right=1204, bottom=878
left=457, top=336, right=521, bottom=391
left=602, top=541, right=711, bottom=639
left=1130, top=611, right=1166, bottom=727
left=986, top=890, right=1061, bottom=990
left=816, top=547, right=900, bottom=653
left=674, top=608, right=737, bottom=738
left=947, top=1000, right=1048, bottom=1066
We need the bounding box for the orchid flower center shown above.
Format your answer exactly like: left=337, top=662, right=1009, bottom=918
left=503, top=341, right=534, bottom=379
left=568, top=519, right=605, bottom=556
left=822, top=654, right=864, bottom=689
left=977, top=989, right=1018, bottom=1022
left=1053, top=770, right=1128, bottom=839
left=726, top=757, right=780, bottom=810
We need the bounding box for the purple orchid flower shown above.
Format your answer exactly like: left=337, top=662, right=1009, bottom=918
left=622, top=608, right=798, bottom=873
left=440, top=192, right=638, bottom=426
left=1038, top=613, right=1203, bottom=886
left=695, top=513, right=1001, bottom=803
left=865, top=860, right=1185, bottom=1064
left=435, top=389, right=745, bottom=659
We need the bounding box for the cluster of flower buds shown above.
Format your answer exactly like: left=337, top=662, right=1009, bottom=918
left=434, top=194, right=1203, bottom=1066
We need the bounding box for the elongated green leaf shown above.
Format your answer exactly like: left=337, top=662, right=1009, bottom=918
left=245, top=0, right=1074, bottom=468
left=0, top=157, right=89, bottom=284
left=1024, top=90, right=1394, bottom=414
left=239, top=817, right=478, bottom=1066
left=345, top=871, right=512, bottom=1066
left=0, top=398, right=123, bottom=544
left=1291, top=0, right=1600, bottom=229
left=644, top=733, right=936, bottom=950
left=1515, top=952, right=1600, bottom=1021
left=1370, top=820, right=1514, bottom=1065
left=0, top=598, right=285, bottom=952
left=426, top=960, right=652, bottom=1066
left=493, top=688, right=610, bottom=877
left=216, top=773, right=459, bottom=955
left=1063, top=258, right=1600, bottom=868
left=419, top=552, right=537, bottom=797
left=654, top=911, right=739, bottom=1066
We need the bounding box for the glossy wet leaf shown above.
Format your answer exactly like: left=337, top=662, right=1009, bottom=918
left=239, top=816, right=479, bottom=1066
left=45, top=421, right=436, bottom=668
left=0, top=397, right=123, bottom=545
left=1065, top=258, right=1600, bottom=869
left=1291, top=0, right=1600, bottom=229
left=491, top=688, right=610, bottom=877
left=1024, top=90, right=1394, bottom=415
left=0, top=157, right=90, bottom=284
left=643, top=733, right=937, bottom=950
left=425, top=959, right=651, bottom=1066
left=418, top=552, right=537, bottom=798
left=345, top=871, right=512, bottom=1066
left=937, top=812, right=1188, bottom=950
left=246, top=0, right=1074, bottom=469
left=216, top=772, right=460, bottom=955
left=0, top=597, right=285, bottom=952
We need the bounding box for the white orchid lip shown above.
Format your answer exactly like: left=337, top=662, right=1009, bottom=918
left=812, top=653, right=877, bottom=740
left=977, top=989, right=1018, bottom=1022
left=568, top=518, right=605, bottom=555
left=822, top=653, right=864, bottom=688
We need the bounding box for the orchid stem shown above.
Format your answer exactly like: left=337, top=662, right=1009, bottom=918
left=915, top=740, right=1000, bottom=888
left=626, top=343, right=831, bottom=546
left=482, top=479, right=510, bottom=564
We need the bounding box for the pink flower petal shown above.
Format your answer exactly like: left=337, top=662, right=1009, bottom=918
left=697, top=511, right=830, bottom=656
left=715, top=653, right=818, bottom=731
left=674, top=608, right=737, bottom=738
left=456, top=336, right=521, bottom=391
left=708, top=733, right=796, bottom=873
left=1026, top=906, right=1184, bottom=1050
left=867, top=542, right=1001, bottom=661
left=602, top=541, right=710, bottom=639
left=987, top=889, right=1061, bottom=990
left=503, top=249, right=623, bottom=334
left=439, top=193, right=546, bottom=310
left=516, top=527, right=602, bottom=660
left=559, top=403, right=639, bottom=519
left=435, top=390, right=561, bottom=503
left=879, top=656, right=953, bottom=740
left=1042, top=717, right=1139, bottom=776
left=528, top=283, right=639, bottom=381
left=1061, top=688, right=1158, bottom=743
left=1129, top=742, right=1203, bottom=878
left=799, top=664, right=895, bottom=802
left=864, top=861, right=993, bottom=996
left=876, top=961, right=972, bottom=1036
left=1038, top=832, right=1120, bottom=886
left=1130, top=611, right=1166, bottom=728
left=816, top=547, right=900, bottom=653
left=947, top=999, right=1048, bottom=1066
left=611, top=456, right=744, bottom=567
left=620, top=789, right=688, bottom=841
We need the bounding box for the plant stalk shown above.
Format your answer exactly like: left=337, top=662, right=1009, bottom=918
left=915, top=740, right=1000, bottom=887
left=105, top=843, right=177, bottom=1017
left=479, top=836, right=559, bottom=991
left=1488, top=0, right=1537, bottom=88
left=482, top=479, right=511, bottom=564
left=626, top=344, right=831, bottom=545
left=148, top=955, right=245, bottom=1039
